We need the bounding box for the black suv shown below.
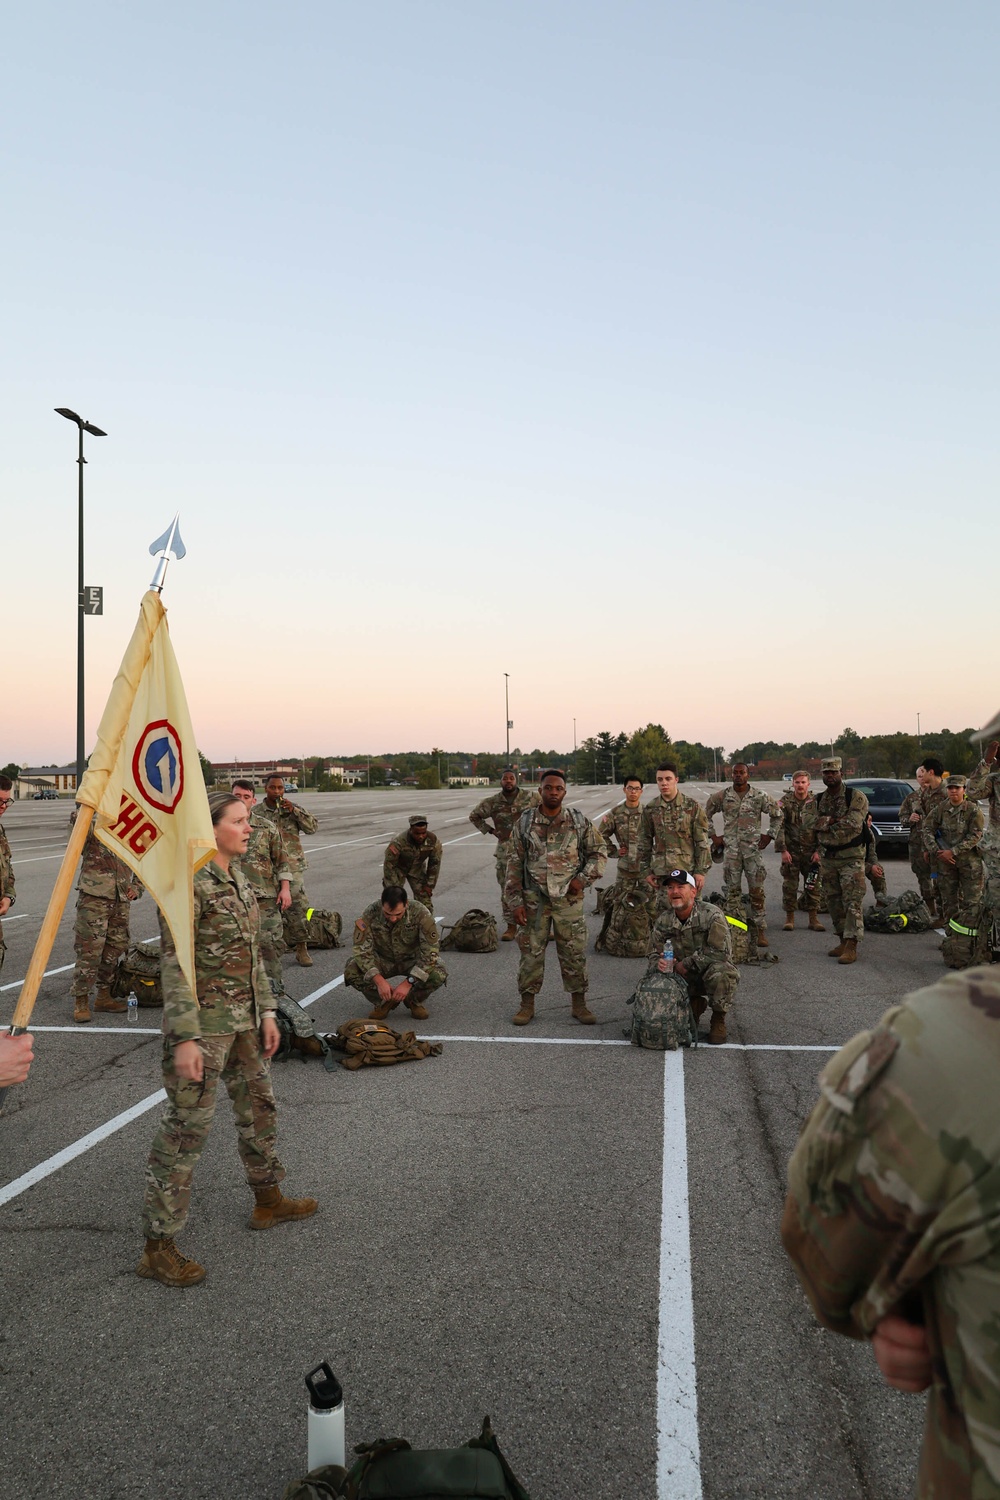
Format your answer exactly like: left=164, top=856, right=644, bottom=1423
left=842, top=778, right=914, bottom=852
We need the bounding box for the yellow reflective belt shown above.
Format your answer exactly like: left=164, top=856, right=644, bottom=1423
left=891, top=913, right=908, bottom=928
left=948, top=919, right=978, bottom=936
left=306, top=908, right=314, bottom=921
left=726, top=916, right=748, bottom=931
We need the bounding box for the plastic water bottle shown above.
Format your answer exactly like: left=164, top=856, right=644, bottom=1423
left=661, top=939, right=674, bottom=974
left=306, top=1363, right=345, bottom=1470
left=126, top=993, right=138, bottom=1024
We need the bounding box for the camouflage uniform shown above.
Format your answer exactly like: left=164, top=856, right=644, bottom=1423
left=383, top=829, right=443, bottom=913
left=469, top=787, right=540, bottom=922
left=599, top=800, right=647, bottom=894
left=504, top=804, right=606, bottom=996
left=141, top=860, right=282, bottom=1240
left=704, top=785, right=781, bottom=935
left=775, top=790, right=822, bottom=912
left=863, top=822, right=888, bottom=905
left=637, top=792, right=712, bottom=905
left=0, top=823, right=14, bottom=977
left=922, top=800, right=985, bottom=924
left=71, top=830, right=143, bottom=1001
left=810, top=785, right=869, bottom=943
left=343, top=898, right=447, bottom=1011
left=967, top=759, right=1000, bottom=895
left=782, top=968, right=1000, bottom=1500
left=235, top=807, right=292, bottom=1003
left=647, top=900, right=738, bottom=1014
left=900, top=788, right=936, bottom=908
left=919, top=782, right=951, bottom=914
left=253, top=797, right=318, bottom=946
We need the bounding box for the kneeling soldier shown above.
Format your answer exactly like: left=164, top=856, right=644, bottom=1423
left=384, top=816, right=442, bottom=914
left=648, top=869, right=739, bottom=1045
left=344, top=885, right=447, bottom=1021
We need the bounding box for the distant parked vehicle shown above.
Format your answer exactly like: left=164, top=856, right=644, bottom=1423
left=842, top=778, right=914, bottom=853
left=33, top=789, right=59, bottom=800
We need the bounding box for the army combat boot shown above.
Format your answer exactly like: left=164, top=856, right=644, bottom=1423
left=807, top=911, right=826, bottom=932
left=512, top=994, right=535, bottom=1025
left=249, top=1185, right=319, bottom=1230
left=136, top=1236, right=206, bottom=1288
left=295, top=943, right=313, bottom=967
left=783, top=909, right=795, bottom=931
left=571, top=993, right=596, bottom=1025
left=708, top=1012, right=728, bottom=1045
left=501, top=923, right=518, bottom=942
left=406, top=995, right=429, bottom=1020
left=828, top=937, right=846, bottom=958
left=838, top=939, right=858, bottom=965
left=73, top=993, right=91, bottom=1024
left=512, top=990, right=536, bottom=1026
left=94, top=987, right=128, bottom=1014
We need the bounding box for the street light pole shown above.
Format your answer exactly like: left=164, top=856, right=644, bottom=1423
left=504, top=673, right=510, bottom=762
left=55, top=408, right=106, bottom=792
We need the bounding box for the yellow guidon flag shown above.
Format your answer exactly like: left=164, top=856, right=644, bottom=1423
left=75, top=589, right=215, bottom=1000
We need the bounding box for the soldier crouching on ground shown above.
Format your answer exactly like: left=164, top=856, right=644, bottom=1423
left=343, top=885, right=447, bottom=1021
left=384, top=816, right=442, bottom=914
left=782, top=967, right=1000, bottom=1499
left=505, top=768, right=606, bottom=1027
left=648, top=869, right=739, bottom=1045
left=71, top=823, right=143, bottom=1022
left=469, top=771, right=540, bottom=940
left=137, top=792, right=317, bottom=1290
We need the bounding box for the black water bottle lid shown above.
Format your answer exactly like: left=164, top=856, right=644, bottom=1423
left=305, top=1362, right=343, bottom=1411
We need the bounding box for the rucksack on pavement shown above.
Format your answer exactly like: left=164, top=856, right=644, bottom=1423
left=625, top=969, right=697, bottom=1051
left=600, top=886, right=651, bottom=958
left=864, top=890, right=935, bottom=935
left=274, top=998, right=337, bottom=1071
left=301, top=908, right=343, bottom=948
left=594, top=885, right=616, bottom=915
left=440, top=909, right=498, bottom=952
left=110, top=942, right=162, bottom=1007
left=281, top=1417, right=530, bottom=1500
left=940, top=909, right=995, bottom=970
left=327, top=1019, right=443, bottom=1070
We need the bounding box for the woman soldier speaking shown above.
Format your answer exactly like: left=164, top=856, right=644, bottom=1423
left=137, top=790, right=317, bottom=1287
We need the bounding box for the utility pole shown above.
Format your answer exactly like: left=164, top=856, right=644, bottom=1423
left=609, top=750, right=616, bottom=785
left=55, top=407, right=106, bottom=791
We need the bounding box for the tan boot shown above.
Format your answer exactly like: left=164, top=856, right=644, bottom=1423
left=249, top=1184, right=318, bottom=1230
left=94, top=988, right=128, bottom=1014
left=512, top=994, right=535, bottom=1025
left=808, top=912, right=826, bottom=932
left=783, top=910, right=795, bottom=931
left=136, top=1236, right=206, bottom=1287
left=837, top=939, right=858, bottom=965
left=756, top=932, right=769, bottom=948
left=708, top=1012, right=728, bottom=1045
left=406, top=1000, right=429, bottom=1020
left=295, top=943, right=313, bottom=967
left=368, top=1003, right=393, bottom=1020
left=501, top=923, right=518, bottom=942
left=73, top=995, right=91, bottom=1024
left=571, top=993, right=596, bottom=1025
left=828, top=939, right=846, bottom=958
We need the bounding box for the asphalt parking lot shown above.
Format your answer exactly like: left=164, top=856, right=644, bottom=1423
left=0, top=784, right=935, bottom=1498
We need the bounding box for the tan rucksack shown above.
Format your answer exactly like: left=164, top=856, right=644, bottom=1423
left=440, top=910, right=498, bottom=952
left=326, top=1019, right=443, bottom=1070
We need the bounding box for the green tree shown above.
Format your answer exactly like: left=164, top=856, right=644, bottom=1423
left=198, top=751, right=216, bottom=787
left=1, top=762, right=19, bottom=780
left=416, top=766, right=441, bottom=790
left=620, top=723, right=673, bottom=783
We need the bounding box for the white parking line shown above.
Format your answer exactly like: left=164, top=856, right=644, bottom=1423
left=1, top=914, right=31, bottom=922
left=10, top=853, right=70, bottom=865
left=0, top=1090, right=168, bottom=1208
left=441, top=833, right=479, bottom=846
left=303, top=832, right=398, bottom=854
left=657, top=1049, right=702, bottom=1498
left=1, top=963, right=75, bottom=993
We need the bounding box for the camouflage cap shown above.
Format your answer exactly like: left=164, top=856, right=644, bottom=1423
left=821, top=757, right=842, bottom=771
left=948, top=774, right=967, bottom=788
left=408, top=814, right=428, bottom=827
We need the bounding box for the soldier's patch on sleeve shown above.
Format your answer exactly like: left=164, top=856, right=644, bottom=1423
left=387, top=844, right=398, bottom=855
left=355, top=919, right=367, bottom=932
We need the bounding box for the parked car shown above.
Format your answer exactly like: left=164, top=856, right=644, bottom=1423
left=32, top=789, right=59, bottom=800
left=842, top=778, right=914, bottom=852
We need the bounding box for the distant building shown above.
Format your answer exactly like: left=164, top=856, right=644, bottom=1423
left=17, top=764, right=78, bottom=797
left=448, top=776, right=489, bottom=787
left=212, top=760, right=299, bottom=789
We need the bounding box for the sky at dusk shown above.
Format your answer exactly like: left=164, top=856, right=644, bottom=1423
left=4, top=2, right=997, bottom=765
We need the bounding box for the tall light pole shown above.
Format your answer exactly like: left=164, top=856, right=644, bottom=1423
left=55, top=408, right=107, bottom=791
left=504, top=672, right=511, bottom=762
